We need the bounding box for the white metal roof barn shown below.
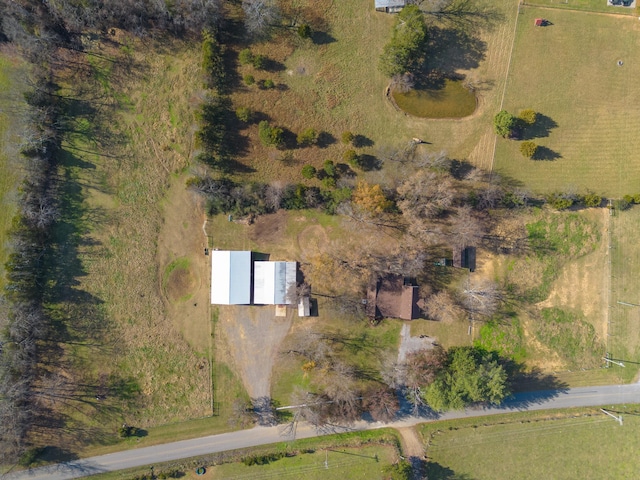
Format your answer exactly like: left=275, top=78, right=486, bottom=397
left=253, top=261, right=297, bottom=305
left=210, top=250, right=252, bottom=305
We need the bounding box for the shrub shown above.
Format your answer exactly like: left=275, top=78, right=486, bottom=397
left=18, top=447, right=44, bottom=467
left=301, top=165, right=317, bottom=179
left=252, top=54, right=267, bottom=69
left=614, top=198, right=631, bottom=211
left=623, top=194, right=634, bottom=204
left=341, top=131, right=355, bottom=144
left=258, top=121, right=283, bottom=148
left=322, top=176, right=337, bottom=188
left=297, top=128, right=319, bottom=147
left=520, top=141, right=537, bottom=158
left=243, top=74, right=255, bottom=85
left=297, top=24, right=312, bottom=39
left=494, top=110, right=516, bottom=137
left=583, top=192, right=602, bottom=208
left=518, top=109, right=537, bottom=125
left=118, top=424, right=138, bottom=438
left=323, top=159, right=337, bottom=177
left=546, top=192, right=574, bottom=210
left=262, top=78, right=275, bottom=89
left=343, top=149, right=358, bottom=166
left=633, top=194, right=640, bottom=204
left=235, top=107, right=253, bottom=123
left=239, top=48, right=253, bottom=65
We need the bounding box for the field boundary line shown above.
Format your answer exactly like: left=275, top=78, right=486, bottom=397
left=521, top=2, right=636, bottom=18
left=489, top=0, right=522, bottom=177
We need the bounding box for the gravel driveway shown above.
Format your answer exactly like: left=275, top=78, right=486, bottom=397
left=397, top=323, right=435, bottom=363
left=218, top=305, right=294, bottom=399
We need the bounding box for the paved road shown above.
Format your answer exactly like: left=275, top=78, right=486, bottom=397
left=3, top=384, right=639, bottom=480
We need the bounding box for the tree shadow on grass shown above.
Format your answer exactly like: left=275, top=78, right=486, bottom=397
left=357, top=154, right=383, bottom=171
left=532, top=146, right=562, bottom=161
left=426, top=27, right=487, bottom=75
left=521, top=114, right=558, bottom=140
left=317, top=131, right=336, bottom=148
left=353, top=134, right=374, bottom=148
left=425, top=461, right=477, bottom=480
left=311, top=30, right=336, bottom=45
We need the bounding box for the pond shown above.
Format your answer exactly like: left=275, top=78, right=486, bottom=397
left=392, top=79, right=476, bottom=118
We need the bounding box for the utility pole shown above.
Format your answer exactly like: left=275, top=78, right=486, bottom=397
left=603, top=355, right=625, bottom=368
left=601, top=409, right=623, bottom=426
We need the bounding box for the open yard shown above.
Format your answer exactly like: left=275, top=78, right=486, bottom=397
left=422, top=407, right=640, bottom=479
left=494, top=7, right=640, bottom=196
left=0, top=51, right=27, bottom=288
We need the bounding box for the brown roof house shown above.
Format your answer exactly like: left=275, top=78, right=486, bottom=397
left=366, top=274, right=420, bottom=321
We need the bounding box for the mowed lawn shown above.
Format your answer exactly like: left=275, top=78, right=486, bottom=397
left=494, top=7, right=640, bottom=196
left=526, top=0, right=637, bottom=15
left=425, top=413, right=640, bottom=479
left=609, top=207, right=640, bottom=381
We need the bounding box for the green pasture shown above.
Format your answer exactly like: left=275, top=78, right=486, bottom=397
left=423, top=407, right=640, bottom=479
left=525, top=0, right=637, bottom=15
left=494, top=7, right=640, bottom=196
left=608, top=207, right=640, bottom=381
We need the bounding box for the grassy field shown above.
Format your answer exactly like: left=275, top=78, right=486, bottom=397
left=422, top=406, right=640, bottom=479
left=525, top=0, right=637, bottom=15
left=0, top=52, right=27, bottom=288
left=608, top=207, right=640, bottom=382
left=494, top=7, right=640, bottom=196
left=229, top=0, right=519, bottom=182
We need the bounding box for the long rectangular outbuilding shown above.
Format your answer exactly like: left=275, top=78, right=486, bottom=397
left=210, top=250, right=252, bottom=305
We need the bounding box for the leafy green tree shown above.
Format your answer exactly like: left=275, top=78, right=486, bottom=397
left=582, top=192, right=602, bottom=208
left=297, top=24, right=311, bottom=39
left=239, top=48, right=254, bottom=65
left=235, top=107, right=253, bottom=123
left=262, top=78, right=275, bottom=89
left=341, top=131, right=355, bottom=144
left=252, top=54, right=267, bottom=69
left=301, top=165, right=317, bottom=179
left=546, top=192, right=574, bottom=210
left=258, top=121, right=284, bottom=148
left=323, top=159, right=337, bottom=178
left=518, top=108, right=537, bottom=126
left=243, top=74, right=255, bottom=85
left=493, top=110, right=516, bottom=137
left=379, top=5, right=428, bottom=77
left=520, top=141, right=537, bottom=158
left=424, top=346, right=510, bottom=411
left=297, top=128, right=319, bottom=147
left=343, top=149, right=358, bottom=167
left=202, top=30, right=226, bottom=91
left=382, top=461, right=412, bottom=480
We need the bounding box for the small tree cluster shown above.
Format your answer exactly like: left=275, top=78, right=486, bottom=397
left=493, top=110, right=516, bottom=137
left=379, top=5, right=428, bottom=77
left=258, top=120, right=284, bottom=148
left=546, top=192, right=574, bottom=210
left=296, top=128, right=318, bottom=147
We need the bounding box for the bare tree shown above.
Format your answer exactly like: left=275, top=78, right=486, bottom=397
left=448, top=205, right=484, bottom=249
left=390, top=73, right=415, bottom=93
left=229, top=398, right=257, bottom=428
left=423, top=291, right=464, bottom=323
left=362, top=385, right=399, bottom=422
left=459, top=277, right=501, bottom=318
left=242, top=0, right=280, bottom=37
left=397, top=170, right=455, bottom=221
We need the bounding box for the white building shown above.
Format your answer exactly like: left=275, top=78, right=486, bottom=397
left=253, top=261, right=297, bottom=305
left=210, top=250, right=252, bottom=305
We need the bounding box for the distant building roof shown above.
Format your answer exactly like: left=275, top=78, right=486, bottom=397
left=534, top=18, right=545, bottom=26
left=210, top=250, right=252, bottom=305
left=375, top=0, right=406, bottom=7
left=254, top=261, right=297, bottom=305
left=366, top=274, right=420, bottom=321
left=453, top=246, right=476, bottom=272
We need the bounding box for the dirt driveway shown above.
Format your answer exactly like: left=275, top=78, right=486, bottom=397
left=217, top=305, right=294, bottom=399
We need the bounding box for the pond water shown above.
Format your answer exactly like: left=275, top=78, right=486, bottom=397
left=392, top=79, right=476, bottom=118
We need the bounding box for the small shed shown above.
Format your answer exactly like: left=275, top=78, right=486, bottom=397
left=375, top=0, right=406, bottom=13
left=453, top=246, right=476, bottom=272
left=210, top=250, right=252, bottom=305
left=298, top=296, right=311, bottom=317
left=534, top=18, right=546, bottom=26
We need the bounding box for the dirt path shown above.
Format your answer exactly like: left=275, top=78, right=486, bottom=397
left=218, top=305, right=293, bottom=400
left=397, top=427, right=426, bottom=480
